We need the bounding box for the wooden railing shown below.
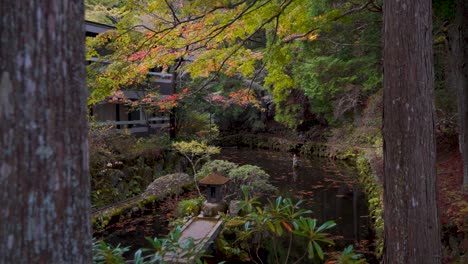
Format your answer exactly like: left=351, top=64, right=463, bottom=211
left=94, top=117, right=170, bottom=133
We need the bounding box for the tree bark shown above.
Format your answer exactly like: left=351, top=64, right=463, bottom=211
left=0, top=1, right=91, bottom=263
left=448, top=0, right=468, bottom=191
left=383, top=0, right=441, bottom=263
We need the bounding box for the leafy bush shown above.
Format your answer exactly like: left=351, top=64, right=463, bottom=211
left=177, top=197, right=205, bottom=217
left=197, top=160, right=239, bottom=180
left=93, top=226, right=208, bottom=264
left=93, top=239, right=129, bottom=264
left=227, top=165, right=277, bottom=200
left=331, top=245, right=367, bottom=264
left=198, top=160, right=277, bottom=200
left=217, top=187, right=366, bottom=263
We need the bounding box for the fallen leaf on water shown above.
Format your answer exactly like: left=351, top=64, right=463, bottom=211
left=312, top=185, right=324, bottom=189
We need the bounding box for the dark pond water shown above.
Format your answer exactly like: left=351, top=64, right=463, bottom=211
left=216, top=148, right=371, bottom=244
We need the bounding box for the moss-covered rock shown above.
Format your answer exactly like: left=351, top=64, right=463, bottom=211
left=144, top=173, right=192, bottom=198
left=356, top=151, right=384, bottom=259
left=92, top=173, right=193, bottom=230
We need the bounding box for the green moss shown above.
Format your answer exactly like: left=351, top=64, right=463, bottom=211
left=356, top=153, right=384, bottom=258
left=91, top=195, right=160, bottom=229
left=89, top=132, right=183, bottom=208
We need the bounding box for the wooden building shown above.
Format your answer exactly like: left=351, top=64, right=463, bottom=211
left=85, top=20, right=174, bottom=136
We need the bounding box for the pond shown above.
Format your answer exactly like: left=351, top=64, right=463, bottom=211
left=96, top=147, right=373, bottom=261
left=216, top=148, right=371, bottom=244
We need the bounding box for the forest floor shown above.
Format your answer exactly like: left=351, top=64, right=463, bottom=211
left=436, top=137, right=468, bottom=263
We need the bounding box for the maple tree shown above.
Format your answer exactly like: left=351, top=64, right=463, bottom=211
left=85, top=0, right=126, bottom=25
left=86, top=0, right=381, bottom=127
left=172, top=140, right=220, bottom=196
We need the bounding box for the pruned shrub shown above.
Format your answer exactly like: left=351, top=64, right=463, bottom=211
left=198, top=160, right=277, bottom=201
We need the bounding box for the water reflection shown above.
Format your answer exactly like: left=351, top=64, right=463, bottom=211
left=216, top=148, right=371, bottom=243
left=292, top=167, right=298, bottom=183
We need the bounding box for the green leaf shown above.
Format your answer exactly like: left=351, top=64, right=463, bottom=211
left=307, top=241, right=314, bottom=259
left=313, top=241, right=324, bottom=260
left=344, top=245, right=353, bottom=254
left=308, top=218, right=317, bottom=231
left=244, top=221, right=251, bottom=230
left=317, top=220, right=336, bottom=232
left=275, top=221, right=283, bottom=236
left=266, top=221, right=276, bottom=233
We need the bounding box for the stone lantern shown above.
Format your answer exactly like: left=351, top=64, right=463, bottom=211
left=199, top=170, right=230, bottom=217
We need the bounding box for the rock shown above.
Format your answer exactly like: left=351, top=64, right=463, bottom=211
left=229, top=200, right=241, bottom=216
left=202, top=201, right=227, bottom=217
left=143, top=173, right=191, bottom=199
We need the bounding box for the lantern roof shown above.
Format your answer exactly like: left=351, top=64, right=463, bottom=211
left=199, top=171, right=230, bottom=185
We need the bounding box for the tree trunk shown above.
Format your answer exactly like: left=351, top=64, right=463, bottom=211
left=0, top=1, right=91, bottom=263
left=383, top=0, right=441, bottom=263
left=449, top=0, right=468, bottom=191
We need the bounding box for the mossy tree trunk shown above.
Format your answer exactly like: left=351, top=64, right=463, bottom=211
left=0, top=0, right=91, bottom=263
left=383, top=0, right=441, bottom=263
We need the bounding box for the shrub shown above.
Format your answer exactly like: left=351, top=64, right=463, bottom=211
left=217, top=188, right=366, bottom=263
left=177, top=197, right=205, bottom=217
left=227, top=164, right=277, bottom=200
left=197, top=160, right=239, bottom=180
left=198, top=161, right=277, bottom=201
left=93, top=226, right=207, bottom=264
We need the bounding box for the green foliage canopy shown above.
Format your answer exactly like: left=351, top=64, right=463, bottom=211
left=87, top=0, right=383, bottom=127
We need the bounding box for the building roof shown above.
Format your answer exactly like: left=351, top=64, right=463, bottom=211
left=85, top=20, right=115, bottom=37
left=85, top=20, right=115, bottom=33
left=199, top=172, right=230, bottom=185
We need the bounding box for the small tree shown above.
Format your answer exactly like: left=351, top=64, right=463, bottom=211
left=172, top=140, right=220, bottom=195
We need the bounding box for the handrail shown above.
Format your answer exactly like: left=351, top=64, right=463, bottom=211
left=95, top=117, right=169, bottom=126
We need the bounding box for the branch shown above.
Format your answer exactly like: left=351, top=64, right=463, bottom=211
left=320, top=37, right=380, bottom=48
left=215, top=0, right=293, bottom=76
left=185, top=0, right=272, bottom=50
left=183, top=1, right=294, bottom=96
left=281, top=0, right=373, bottom=43
left=164, top=0, right=180, bottom=25
left=368, top=0, right=382, bottom=12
